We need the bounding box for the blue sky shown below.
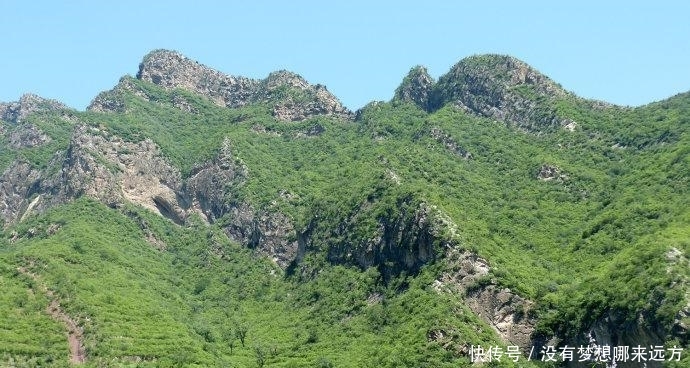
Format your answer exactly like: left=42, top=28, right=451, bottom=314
left=1, top=1, right=689, bottom=111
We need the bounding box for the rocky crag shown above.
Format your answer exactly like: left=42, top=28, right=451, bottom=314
left=89, top=49, right=352, bottom=122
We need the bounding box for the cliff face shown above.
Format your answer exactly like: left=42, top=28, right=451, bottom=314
left=0, top=124, right=183, bottom=225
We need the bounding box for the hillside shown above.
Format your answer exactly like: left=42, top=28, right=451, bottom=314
left=0, top=50, right=688, bottom=367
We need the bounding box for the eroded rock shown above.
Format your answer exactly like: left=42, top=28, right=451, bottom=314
left=393, top=65, right=435, bottom=110
left=436, top=248, right=537, bottom=351
left=128, top=49, right=352, bottom=121
left=0, top=94, right=66, bottom=124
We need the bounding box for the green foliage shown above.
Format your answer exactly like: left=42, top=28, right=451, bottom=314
left=0, top=72, right=688, bottom=366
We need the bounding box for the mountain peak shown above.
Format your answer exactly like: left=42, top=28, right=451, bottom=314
left=130, top=49, right=351, bottom=121
left=393, top=65, right=434, bottom=110
left=136, top=49, right=259, bottom=108
left=390, top=54, right=575, bottom=132
left=0, top=93, right=67, bottom=124
left=431, top=54, right=570, bottom=131
left=447, top=54, right=566, bottom=97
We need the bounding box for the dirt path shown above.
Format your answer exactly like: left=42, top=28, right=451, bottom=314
left=17, top=267, right=86, bottom=364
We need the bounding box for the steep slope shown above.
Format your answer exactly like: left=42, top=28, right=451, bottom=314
left=0, top=50, right=688, bottom=367
left=393, top=66, right=435, bottom=111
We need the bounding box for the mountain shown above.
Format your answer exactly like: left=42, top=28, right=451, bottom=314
left=89, top=50, right=352, bottom=122
left=0, top=50, right=688, bottom=367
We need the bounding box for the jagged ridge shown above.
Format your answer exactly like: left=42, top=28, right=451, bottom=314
left=89, top=49, right=352, bottom=122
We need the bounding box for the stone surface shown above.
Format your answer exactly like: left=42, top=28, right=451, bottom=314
left=0, top=94, right=66, bottom=124
left=430, top=127, right=473, bottom=159
left=8, top=123, right=51, bottom=148
left=393, top=66, right=435, bottom=110
left=111, top=49, right=354, bottom=121
left=436, top=247, right=537, bottom=351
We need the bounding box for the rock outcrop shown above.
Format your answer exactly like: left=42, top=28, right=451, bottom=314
left=572, top=311, right=666, bottom=368
left=0, top=124, right=185, bottom=225
left=0, top=94, right=66, bottom=124
left=7, top=123, right=51, bottom=148
left=0, top=161, right=43, bottom=225
left=536, top=164, right=567, bottom=182
left=0, top=122, right=302, bottom=268
left=435, top=247, right=537, bottom=352
left=90, top=49, right=352, bottom=121
left=137, top=50, right=259, bottom=108
left=429, top=127, right=472, bottom=159
left=391, top=55, right=580, bottom=133
left=325, top=200, right=443, bottom=281
left=393, top=66, right=435, bottom=110
left=431, top=55, right=570, bottom=131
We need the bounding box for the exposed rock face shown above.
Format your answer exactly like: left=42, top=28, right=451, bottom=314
left=8, top=123, right=51, bottom=148
left=137, top=50, right=259, bottom=108
left=0, top=119, right=301, bottom=267
left=431, top=55, right=569, bottom=131
left=326, top=201, right=442, bottom=281
left=0, top=94, right=66, bottom=124
left=225, top=204, right=299, bottom=268
left=184, top=138, right=247, bottom=222
left=118, top=49, right=352, bottom=121
left=430, top=127, right=472, bottom=159
left=393, top=66, right=435, bottom=110
left=0, top=161, right=43, bottom=225
left=0, top=124, right=185, bottom=225
left=537, top=164, right=567, bottom=182
left=264, top=71, right=351, bottom=121
left=435, top=248, right=537, bottom=351
left=572, top=311, right=666, bottom=368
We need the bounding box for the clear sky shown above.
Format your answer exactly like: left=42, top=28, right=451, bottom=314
left=1, top=1, right=689, bottom=111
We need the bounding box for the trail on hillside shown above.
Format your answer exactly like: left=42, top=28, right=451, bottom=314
left=17, top=266, right=86, bottom=364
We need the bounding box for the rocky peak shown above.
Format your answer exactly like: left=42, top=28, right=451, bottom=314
left=0, top=94, right=67, bottom=124
left=87, top=76, right=145, bottom=113
left=259, top=70, right=352, bottom=121
left=431, top=54, right=571, bottom=131
left=393, top=65, right=435, bottom=110
left=131, top=49, right=351, bottom=121
left=137, top=49, right=259, bottom=108
left=262, top=70, right=311, bottom=91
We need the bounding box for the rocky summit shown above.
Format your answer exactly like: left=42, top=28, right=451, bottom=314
left=90, top=49, right=352, bottom=121
left=0, top=50, right=688, bottom=368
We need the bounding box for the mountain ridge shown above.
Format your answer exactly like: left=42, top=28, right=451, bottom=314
left=2, top=50, right=684, bottom=126
left=0, top=49, right=688, bottom=367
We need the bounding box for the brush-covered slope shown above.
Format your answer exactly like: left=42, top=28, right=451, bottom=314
left=0, top=50, right=688, bottom=367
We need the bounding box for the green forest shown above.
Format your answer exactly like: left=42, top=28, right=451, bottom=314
left=0, top=52, right=688, bottom=367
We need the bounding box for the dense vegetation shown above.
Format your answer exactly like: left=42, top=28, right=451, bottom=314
left=0, top=57, right=688, bottom=367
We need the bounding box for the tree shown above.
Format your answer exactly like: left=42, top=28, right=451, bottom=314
left=228, top=338, right=236, bottom=355
left=235, top=322, right=248, bottom=347
left=254, top=345, right=266, bottom=368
